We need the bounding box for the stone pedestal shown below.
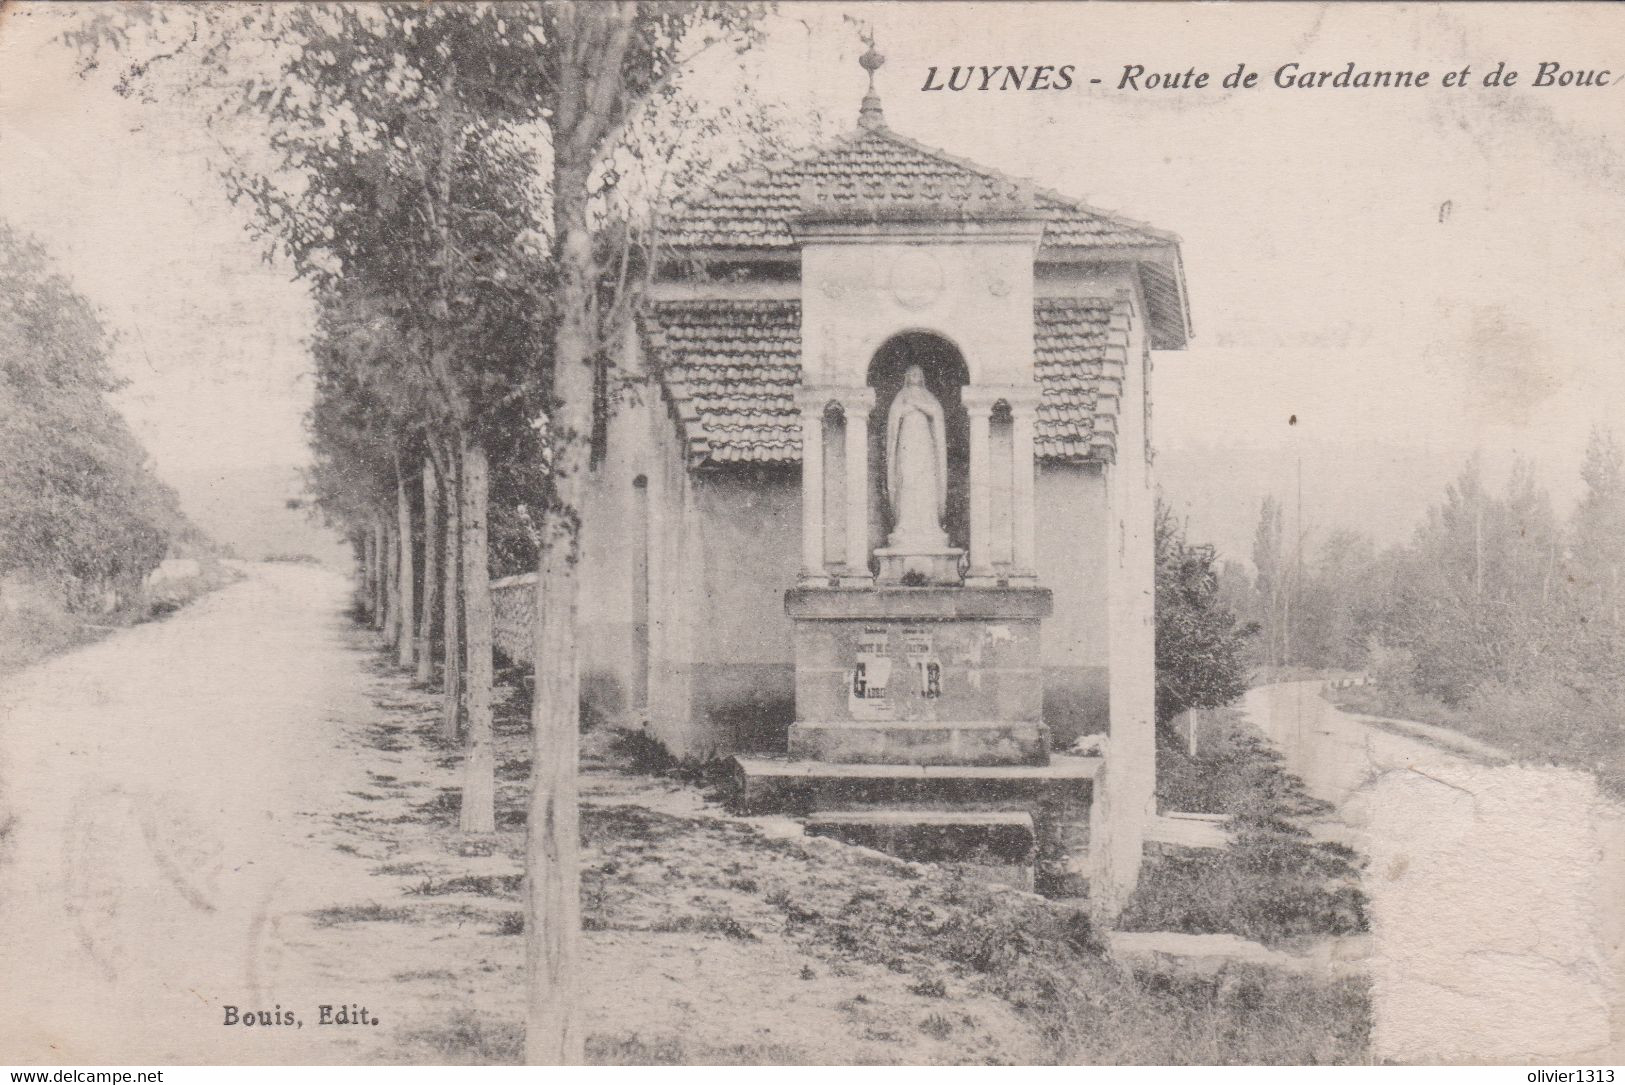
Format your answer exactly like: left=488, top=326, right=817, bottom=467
left=784, top=586, right=1052, bottom=766
left=874, top=546, right=964, bottom=586
left=739, top=582, right=1091, bottom=892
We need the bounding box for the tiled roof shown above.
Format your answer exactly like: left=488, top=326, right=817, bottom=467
left=663, top=126, right=1173, bottom=253
left=1033, top=297, right=1123, bottom=461
left=642, top=296, right=1126, bottom=467
left=642, top=300, right=803, bottom=465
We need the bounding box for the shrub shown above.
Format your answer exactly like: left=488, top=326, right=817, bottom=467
left=1155, top=502, right=1257, bottom=725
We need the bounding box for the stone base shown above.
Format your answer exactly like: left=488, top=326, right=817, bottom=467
left=732, top=754, right=1101, bottom=895
left=874, top=546, right=963, bottom=585
left=785, top=586, right=1052, bottom=746
left=788, top=718, right=1049, bottom=766
left=777, top=582, right=1070, bottom=890
left=964, top=570, right=1040, bottom=589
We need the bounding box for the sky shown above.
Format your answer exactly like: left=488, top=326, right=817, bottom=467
left=1, top=3, right=1622, bottom=564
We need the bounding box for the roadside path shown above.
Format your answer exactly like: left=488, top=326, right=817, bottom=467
left=0, top=563, right=396, bottom=1064
left=1241, top=680, right=1624, bottom=1063
left=0, top=564, right=1050, bottom=1066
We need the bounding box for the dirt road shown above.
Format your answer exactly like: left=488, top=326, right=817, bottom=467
left=0, top=563, right=400, bottom=1064
left=1242, top=681, right=1625, bottom=1063
left=0, top=562, right=1053, bottom=1066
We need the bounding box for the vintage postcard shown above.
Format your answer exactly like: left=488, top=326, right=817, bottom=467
left=0, top=1, right=1621, bottom=1069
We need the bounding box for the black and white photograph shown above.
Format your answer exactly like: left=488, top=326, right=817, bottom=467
left=0, top=0, right=1621, bottom=1069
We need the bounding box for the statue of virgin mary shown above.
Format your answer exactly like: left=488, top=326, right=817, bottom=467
left=884, top=365, right=950, bottom=549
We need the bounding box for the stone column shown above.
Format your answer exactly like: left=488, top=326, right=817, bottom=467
left=961, top=389, right=997, bottom=585
left=796, top=389, right=829, bottom=584
left=837, top=387, right=876, bottom=586
left=1008, top=389, right=1041, bottom=582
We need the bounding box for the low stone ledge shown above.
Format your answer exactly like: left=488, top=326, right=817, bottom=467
left=787, top=718, right=1050, bottom=767
left=1106, top=931, right=1373, bottom=979
left=785, top=585, right=1053, bottom=620
left=733, top=753, right=1103, bottom=781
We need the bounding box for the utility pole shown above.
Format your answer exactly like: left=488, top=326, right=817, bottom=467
left=1285, top=450, right=1302, bottom=666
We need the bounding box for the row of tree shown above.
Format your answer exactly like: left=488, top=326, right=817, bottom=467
left=1151, top=431, right=1624, bottom=789
left=0, top=222, right=187, bottom=611
left=1232, top=433, right=1625, bottom=780
left=1242, top=433, right=1623, bottom=684
left=76, top=2, right=786, bottom=1062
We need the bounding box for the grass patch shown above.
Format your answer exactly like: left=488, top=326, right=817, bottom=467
left=908, top=976, right=948, bottom=998
left=331, top=664, right=1369, bottom=1064
left=412, top=788, right=462, bottom=823
left=1334, top=679, right=1625, bottom=799
left=310, top=902, right=417, bottom=927
left=609, top=728, right=681, bottom=776
left=0, top=603, right=105, bottom=676
left=647, top=914, right=757, bottom=941
left=1120, top=840, right=1366, bottom=946
left=575, top=804, right=1367, bottom=1062
left=587, top=1033, right=805, bottom=1066
left=402, top=1010, right=523, bottom=1064
left=0, top=561, right=238, bottom=677
left=407, top=874, right=524, bottom=898
left=1117, top=708, right=1368, bottom=948
left=372, top=861, right=432, bottom=876
left=605, top=728, right=735, bottom=790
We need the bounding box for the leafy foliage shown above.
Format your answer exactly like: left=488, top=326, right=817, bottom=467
left=0, top=223, right=184, bottom=604
left=1571, top=428, right=1625, bottom=627
left=1155, top=502, right=1258, bottom=724
left=1229, top=439, right=1625, bottom=793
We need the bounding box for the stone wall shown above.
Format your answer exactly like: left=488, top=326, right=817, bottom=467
left=1036, top=461, right=1110, bottom=744
left=799, top=231, right=1042, bottom=390
left=688, top=468, right=800, bottom=755
left=489, top=572, right=536, bottom=666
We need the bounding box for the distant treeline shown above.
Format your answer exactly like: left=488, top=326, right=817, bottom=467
left=0, top=222, right=188, bottom=610
left=1224, top=438, right=1625, bottom=789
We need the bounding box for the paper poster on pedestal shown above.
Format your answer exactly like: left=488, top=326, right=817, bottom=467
left=848, top=628, right=894, bottom=719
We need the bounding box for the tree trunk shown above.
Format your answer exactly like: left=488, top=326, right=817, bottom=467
left=527, top=513, right=583, bottom=1065
left=442, top=446, right=465, bottom=743
left=525, top=7, right=646, bottom=1060
left=417, top=457, right=441, bottom=686
left=382, top=519, right=399, bottom=643
left=372, top=517, right=387, bottom=630
left=397, top=467, right=417, bottom=670
left=459, top=434, right=496, bottom=834
left=361, top=528, right=377, bottom=623
left=526, top=151, right=602, bottom=1067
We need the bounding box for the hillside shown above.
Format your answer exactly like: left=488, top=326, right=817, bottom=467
left=164, top=463, right=352, bottom=567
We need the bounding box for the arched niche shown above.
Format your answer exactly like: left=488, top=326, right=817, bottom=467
left=865, top=332, right=971, bottom=559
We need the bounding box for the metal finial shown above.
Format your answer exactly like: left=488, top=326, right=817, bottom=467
left=859, top=40, right=885, bottom=91
left=858, top=29, right=886, bottom=129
